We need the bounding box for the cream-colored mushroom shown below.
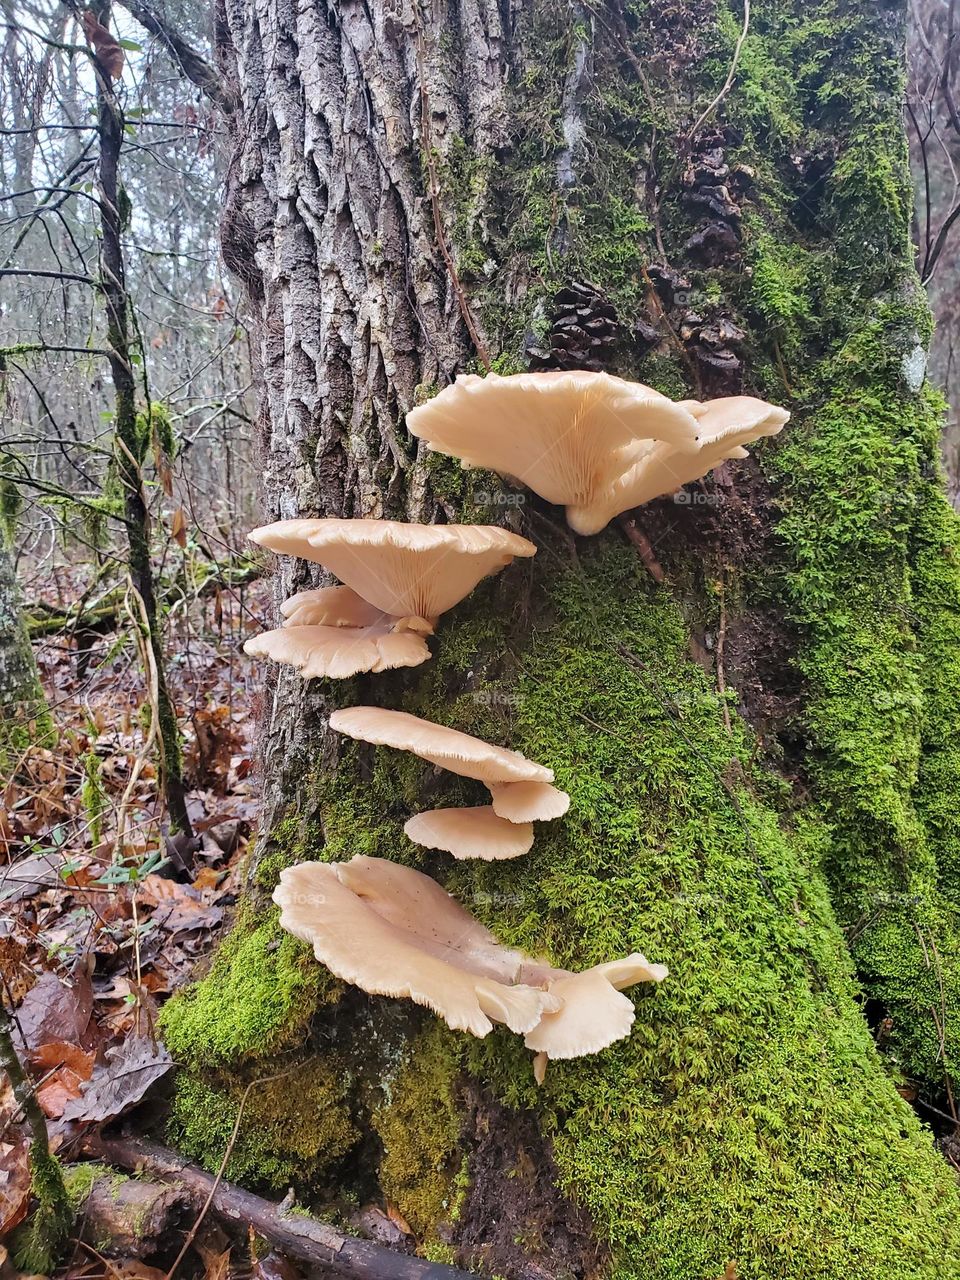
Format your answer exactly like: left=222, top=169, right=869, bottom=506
left=405, top=371, right=700, bottom=516
left=273, top=858, right=668, bottom=1066
left=566, top=395, right=790, bottom=535
left=328, top=706, right=569, bottom=822
left=404, top=806, right=534, bottom=860
left=272, top=857, right=560, bottom=1036
left=524, top=955, right=669, bottom=1077
left=488, top=781, right=571, bottom=823
left=249, top=519, right=536, bottom=629
left=279, top=585, right=392, bottom=630
left=243, top=622, right=430, bottom=680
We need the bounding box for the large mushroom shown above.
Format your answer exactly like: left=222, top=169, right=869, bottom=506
left=406, top=371, right=700, bottom=523
left=565, top=396, right=790, bottom=535
left=403, top=807, right=534, bottom=861
left=273, top=856, right=668, bottom=1072
left=406, top=375, right=788, bottom=536
left=245, top=520, right=535, bottom=678
left=328, top=706, right=570, bottom=834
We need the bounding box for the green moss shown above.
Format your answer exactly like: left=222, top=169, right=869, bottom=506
left=10, top=1143, right=72, bottom=1274
left=160, top=910, right=323, bottom=1069
left=373, top=1025, right=464, bottom=1237
left=167, top=1058, right=358, bottom=1191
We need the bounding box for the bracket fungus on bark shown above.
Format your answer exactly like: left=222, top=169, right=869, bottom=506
left=328, top=707, right=571, bottom=833
left=565, top=395, right=791, bottom=535
left=406, top=370, right=700, bottom=524
left=403, top=806, right=535, bottom=860
left=244, top=520, right=535, bottom=679
left=407, top=374, right=788, bottom=536
left=273, top=857, right=668, bottom=1073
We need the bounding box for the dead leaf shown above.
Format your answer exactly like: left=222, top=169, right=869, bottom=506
left=15, top=969, right=94, bottom=1051
left=80, top=10, right=124, bottom=79
left=170, top=507, right=187, bottom=548
left=0, top=1142, right=31, bottom=1237
left=61, top=1036, right=172, bottom=1123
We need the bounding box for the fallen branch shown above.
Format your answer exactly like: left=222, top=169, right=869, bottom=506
left=82, top=1134, right=479, bottom=1280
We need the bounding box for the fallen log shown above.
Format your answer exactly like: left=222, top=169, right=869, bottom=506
left=83, top=1135, right=478, bottom=1280
left=70, top=1168, right=191, bottom=1257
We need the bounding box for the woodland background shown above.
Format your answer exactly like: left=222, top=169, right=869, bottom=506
left=4, top=2, right=960, bottom=1279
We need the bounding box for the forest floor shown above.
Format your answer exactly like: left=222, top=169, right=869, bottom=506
left=0, top=570, right=310, bottom=1280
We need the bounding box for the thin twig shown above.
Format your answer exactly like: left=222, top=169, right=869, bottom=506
left=687, top=0, right=751, bottom=141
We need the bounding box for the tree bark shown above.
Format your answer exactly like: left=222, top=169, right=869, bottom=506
left=163, top=1, right=960, bottom=1276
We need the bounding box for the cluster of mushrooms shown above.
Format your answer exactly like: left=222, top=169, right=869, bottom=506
left=246, top=372, right=788, bottom=1082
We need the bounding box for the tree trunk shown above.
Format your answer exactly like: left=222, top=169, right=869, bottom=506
left=163, top=1, right=960, bottom=1275
left=0, top=535, right=51, bottom=770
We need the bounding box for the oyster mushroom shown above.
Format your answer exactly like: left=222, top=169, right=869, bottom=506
left=566, top=395, right=790, bottom=534
left=405, top=371, right=700, bottom=524
left=404, top=806, right=535, bottom=860
left=273, top=857, right=669, bottom=1069
left=328, top=706, right=570, bottom=824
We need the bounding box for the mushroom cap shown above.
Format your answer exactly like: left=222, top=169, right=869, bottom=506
left=566, top=394, right=790, bottom=534
left=273, top=857, right=560, bottom=1037
left=280, top=585, right=389, bottom=630
left=243, top=624, right=430, bottom=679
left=489, top=781, right=571, bottom=823
left=404, top=807, right=535, bottom=860
left=249, top=519, right=536, bottom=621
left=329, top=706, right=554, bottom=785
left=523, top=954, right=669, bottom=1059
left=405, top=371, right=700, bottom=510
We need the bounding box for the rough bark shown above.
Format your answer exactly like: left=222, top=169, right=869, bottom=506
left=162, top=1, right=960, bottom=1277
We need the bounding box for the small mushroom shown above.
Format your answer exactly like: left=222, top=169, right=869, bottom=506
left=272, top=857, right=561, bottom=1036
left=404, top=806, right=535, bottom=860
left=279, top=585, right=393, bottom=630
left=328, top=706, right=569, bottom=822
left=249, top=519, right=536, bottom=629
left=243, top=622, right=431, bottom=680
left=406, top=371, right=700, bottom=519
left=524, top=955, right=670, bottom=1076
left=566, top=395, right=789, bottom=534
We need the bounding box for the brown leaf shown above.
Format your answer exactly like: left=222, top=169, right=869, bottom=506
left=80, top=10, right=124, bottom=79
left=29, top=1039, right=96, bottom=1080
left=15, top=969, right=94, bottom=1051
left=61, top=1036, right=172, bottom=1123
left=170, top=507, right=188, bottom=548
left=0, top=1141, right=31, bottom=1236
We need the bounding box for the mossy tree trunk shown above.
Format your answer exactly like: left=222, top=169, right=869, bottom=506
left=164, top=1, right=960, bottom=1275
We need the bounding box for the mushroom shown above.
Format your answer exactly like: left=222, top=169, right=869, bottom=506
left=524, top=955, right=670, bottom=1082
left=565, top=395, right=790, bottom=535
left=243, top=622, right=431, bottom=680
left=404, top=806, right=535, bottom=860
left=328, top=706, right=570, bottom=823
left=405, top=371, right=700, bottom=521
left=249, top=519, right=537, bottom=632
left=279, top=585, right=393, bottom=630
left=273, top=857, right=668, bottom=1067
left=272, top=856, right=561, bottom=1037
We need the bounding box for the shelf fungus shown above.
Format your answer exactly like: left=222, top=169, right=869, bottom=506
left=406, top=370, right=700, bottom=526
left=244, top=519, right=536, bottom=678
left=406, top=373, right=787, bottom=535
left=565, top=395, right=791, bottom=535
left=328, top=706, right=570, bottom=836
left=403, top=806, right=535, bottom=861
left=273, top=856, right=668, bottom=1074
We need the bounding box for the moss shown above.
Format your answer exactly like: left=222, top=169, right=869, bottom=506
left=159, top=909, right=323, bottom=1069
left=167, top=1058, right=358, bottom=1191
left=10, top=1142, right=72, bottom=1274
left=373, top=1024, right=464, bottom=1238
